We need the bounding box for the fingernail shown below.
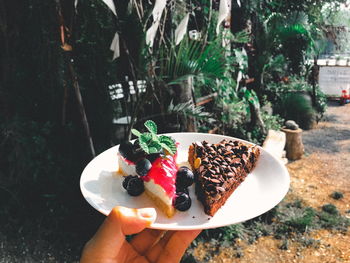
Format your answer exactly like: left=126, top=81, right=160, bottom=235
left=137, top=208, right=157, bottom=221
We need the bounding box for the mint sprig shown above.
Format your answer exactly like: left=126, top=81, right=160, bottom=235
left=131, top=120, right=176, bottom=155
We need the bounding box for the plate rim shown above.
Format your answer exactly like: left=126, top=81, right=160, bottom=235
left=80, top=132, right=290, bottom=230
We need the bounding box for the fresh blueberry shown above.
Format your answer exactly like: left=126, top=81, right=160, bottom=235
left=122, top=175, right=136, bottom=190
left=136, top=159, right=152, bottom=176
left=126, top=176, right=144, bottom=196
left=176, top=166, right=194, bottom=188
left=147, top=153, right=161, bottom=163
left=132, top=139, right=147, bottom=161
left=119, top=141, right=133, bottom=159
left=176, top=185, right=189, bottom=195
left=173, top=192, right=191, bottom=211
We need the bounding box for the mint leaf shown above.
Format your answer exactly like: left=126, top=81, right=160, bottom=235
left=159, top=135, right=177, bottom=154
left=132, top=121, right=177, bottom=156
left=160, top=143, right=175, bottom=155
left=131, top=128, right=142, bottom=137
left=151, top=132, right=159, bottom=143
left=140, top=133, right=152, bottom=143
left=148, top=140, right=162, bottom=153
left=139, top=140, right=149, bottom=154
left=149, top=146, right=160, bottom=154
left=139, top=133, right=152, bottom=153
left=144, top=120, right=157, bottom=134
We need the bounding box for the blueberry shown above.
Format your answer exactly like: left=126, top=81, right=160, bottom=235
left=132, top=139, right=147, bottom=161
left=119, top=141, right=133, bottom=159
left=173, top=192, right=191, bottom=211
left=147, top=153, right=161, bottom=163
left=176, top=166, right=194, bottom=188
left=122, top=175, right=136, bottom=190
left=136, top=159, right=152, bottom=176
left=126, top=176, right=144, bottom=196
left=176, top=185, right=189, bottom=195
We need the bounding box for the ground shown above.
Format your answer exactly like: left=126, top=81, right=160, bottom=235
left=1, top=102, right=349, bottom=262
left=191, top=101, right=350, bottom=263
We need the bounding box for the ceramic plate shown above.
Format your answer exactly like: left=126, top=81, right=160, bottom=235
left=80, top=133, right=290, bottom=230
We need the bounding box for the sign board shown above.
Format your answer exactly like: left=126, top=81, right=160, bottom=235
left=319, top=66, right=350, bottom=96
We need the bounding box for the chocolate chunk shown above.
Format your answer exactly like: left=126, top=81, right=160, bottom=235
left=210, top=178, right=221, bottom=184
left=217, top=186, right=225, bottom=192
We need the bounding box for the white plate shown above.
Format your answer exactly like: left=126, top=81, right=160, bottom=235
left=80, top=133, right=290, bottom=230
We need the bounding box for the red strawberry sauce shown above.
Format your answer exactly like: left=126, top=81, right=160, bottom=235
left=142, top=154, right=178, bottom=199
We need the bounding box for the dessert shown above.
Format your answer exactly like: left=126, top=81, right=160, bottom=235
left=188, top=139, right=260, bottom=216
left=118, top=120, right=193, bottom=217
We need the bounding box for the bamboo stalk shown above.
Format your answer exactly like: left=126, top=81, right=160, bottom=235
left=67, top=57, right=96, bottom=158
left=55, top=0, right=96, bottom=158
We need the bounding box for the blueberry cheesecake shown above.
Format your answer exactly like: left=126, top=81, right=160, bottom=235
left=118, top=120, right=194, bottom=217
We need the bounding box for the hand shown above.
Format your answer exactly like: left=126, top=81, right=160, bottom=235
left=81, top=206, right=201, bottom=263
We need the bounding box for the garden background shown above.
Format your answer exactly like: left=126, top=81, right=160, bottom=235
left=1, top=0, right=350, bottom=262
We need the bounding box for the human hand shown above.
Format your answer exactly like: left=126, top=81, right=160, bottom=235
left=81, top=206, right=201, bottom=263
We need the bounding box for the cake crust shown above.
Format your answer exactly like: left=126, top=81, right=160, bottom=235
left=188, top=139, right=260, bottom=216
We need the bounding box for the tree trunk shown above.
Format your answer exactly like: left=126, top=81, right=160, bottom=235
left=281, top=128, right=304, bottom=160
left=173, top=76, right=197, bottom=132
left=249, top=102, right=266, bottom=135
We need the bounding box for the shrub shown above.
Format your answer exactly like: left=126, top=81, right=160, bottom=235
left=330, top=191, right=344, bottom=200
left=284, top=207, right=316, bottom=233
left=264, top=75, right=327, bottom=129
left=279, top=91, right=316, bottom=130
left=321, top=203, right=339, bottom=215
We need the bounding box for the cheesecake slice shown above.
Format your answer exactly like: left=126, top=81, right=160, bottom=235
left=188, top=139, right=260, bottom=216
left=141, top=155, right=177, bottom=217
left=118, top=141, right=178, bottom=218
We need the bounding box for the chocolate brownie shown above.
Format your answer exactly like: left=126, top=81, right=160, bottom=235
left=188, top=139, right=260, bottom=216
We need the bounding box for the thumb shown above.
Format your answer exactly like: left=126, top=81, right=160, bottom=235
left=110, top=206, right=157, bottom=235
left=81, top=206, right=156, bottom=262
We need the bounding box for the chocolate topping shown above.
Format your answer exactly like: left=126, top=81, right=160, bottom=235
left=189, top=139, right=261, bottom=216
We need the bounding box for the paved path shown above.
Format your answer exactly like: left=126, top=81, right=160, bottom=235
left=288, top=101, right=350, bottom=213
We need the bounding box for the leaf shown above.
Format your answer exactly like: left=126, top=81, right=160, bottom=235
left=144, top=120, right=158, bottom=134
left=140, top=133, right=152, bottom=143
left=139, top=133, right=153, bottom=154
left=139, top=140, right=149, bottom=154
left=148, top=141, right=162, bottom=154
left=101, top=0, right=117, bottom=16
left=131, top=129, right=142, bottom=137
left=160, top=143, right=174, bottom=155
left=244, top=89, right=260, bottom=109
left=159, top=135, right=177, bottom=154
left=148, top=147, right=159, bottom=154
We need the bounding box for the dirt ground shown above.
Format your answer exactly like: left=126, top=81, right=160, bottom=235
left=193, top=101, right=350, bottom=263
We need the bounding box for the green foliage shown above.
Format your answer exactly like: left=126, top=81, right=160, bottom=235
left=330, top=191, right=344, bottom=200
left=167, top=101, right=216, bottom=123
left=322, top=203, right=339, bottom=215
left=199, top=223, right=246, bottom=243
left=264, top=75, right=327, bottom=129
left=317, top=211, right=350, bottom=231
left=280, top=92, right=316, bottom=129
left=284, top=207, right=316, bottom=233
left=248, top=109, right=283, bottom=143
left=161, top=37, right=226, bottom=85
left=131, top=121, right=176, bottom=154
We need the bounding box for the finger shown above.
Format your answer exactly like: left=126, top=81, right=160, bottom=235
left=157, top=230, right=201, bottom=263
left=81, top=206, right=156, bottom=263
left=130, top=229, right=167, bottom=255
left=143, top=231, right=174, bottom=261
left=145, top=230, right=201, bottom=262
left=117, top=240, right=150, bottom=263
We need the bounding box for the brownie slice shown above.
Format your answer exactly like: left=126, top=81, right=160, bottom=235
left=188, top=139, right=260, bottom=216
